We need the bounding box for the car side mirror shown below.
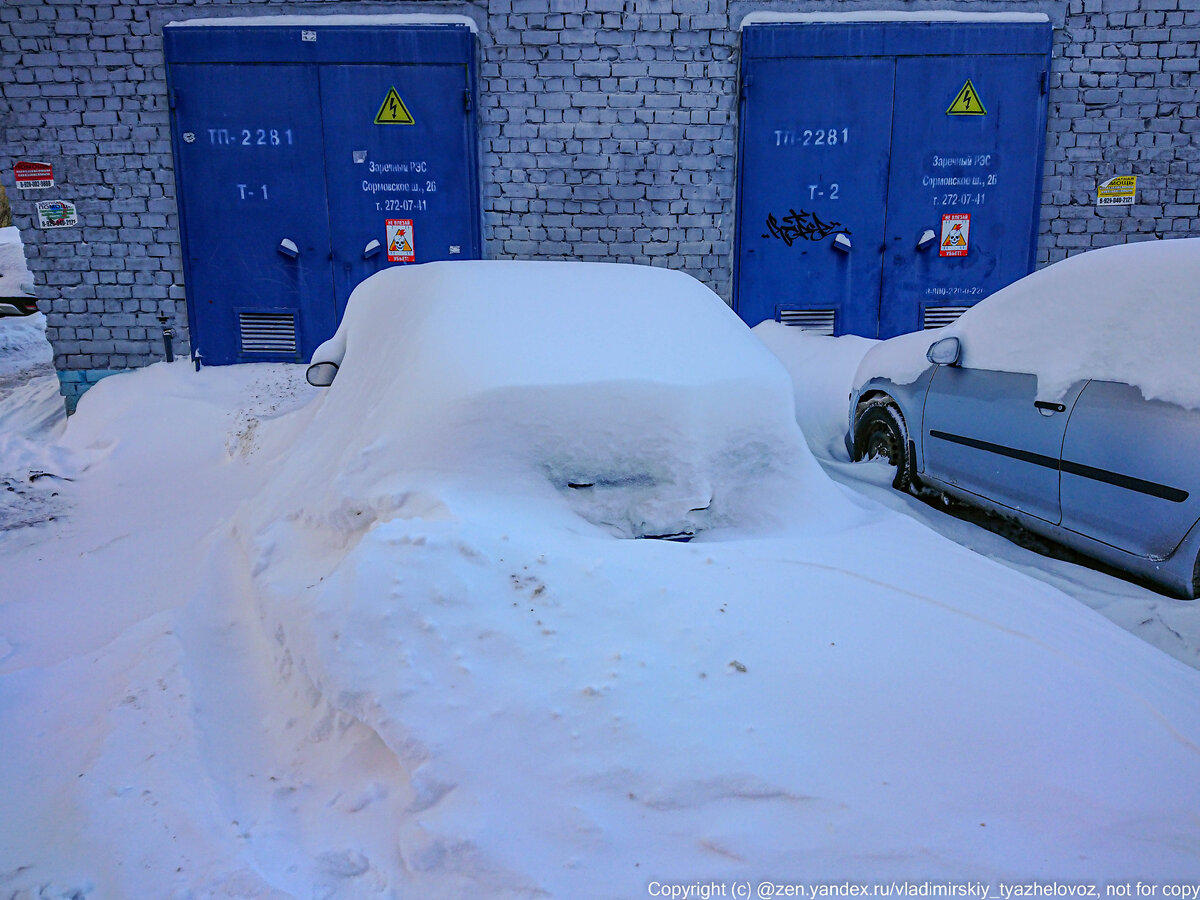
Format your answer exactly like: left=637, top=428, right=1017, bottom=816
left=306, top=361, right=339, bottom=387
left=926, top=336, right=961, bottom=366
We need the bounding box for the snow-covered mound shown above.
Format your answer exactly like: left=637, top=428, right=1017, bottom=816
left=856, top=238, right=1200, bottom=407
left=299, top=260, right=833, bottom=538
left=754, top=322, right=876, bottom=461
left=4, top=284, right=1200, bottom=896
left=1, top=313, right=65, bottom=440
left=0, top=225, right=35, bottom=299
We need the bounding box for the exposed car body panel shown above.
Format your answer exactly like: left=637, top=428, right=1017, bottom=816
left=847, top=239, right=1200, bottom=598
left=1060, top=380, right=1199, bottom=561
left=849, top=366, right=1200, bottom=598
left=922, top=368, right=1087, bottom=526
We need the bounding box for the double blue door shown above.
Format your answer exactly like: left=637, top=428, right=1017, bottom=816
left=166, top=24, right=481, bottom=365
left=735, top=20, right=1052, bottom=338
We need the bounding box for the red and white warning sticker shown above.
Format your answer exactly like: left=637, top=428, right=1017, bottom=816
left=14, top=160, right=54, bottom=190
left=386, top=218, right=415, bottom=262
left=939, top=213, right=970, bottom=258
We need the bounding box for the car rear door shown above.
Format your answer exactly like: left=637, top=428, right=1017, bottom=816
left=1059, top=380, right=1200, bottom=559
left=921, top=366, right=1086, bottom=524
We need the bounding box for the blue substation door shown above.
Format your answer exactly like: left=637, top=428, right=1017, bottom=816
left=165, top=22, right=481, bottom=365
left=734, top=19, right=1052, bottom=339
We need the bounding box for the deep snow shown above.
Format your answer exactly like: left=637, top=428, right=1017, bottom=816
left=2, top=261, right=1200, bottom=897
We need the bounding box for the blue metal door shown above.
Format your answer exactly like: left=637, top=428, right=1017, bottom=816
left=165, top=23, right=480, bottom=366
left=170, top=63, right=337, bottom=365
left=735, top=58, right=894, bottom=335
left=735, top=20, right=1051, bottom=339
left=319, top=63, right=480, bottom=315
left=880, top=55, right=1049, bottom=337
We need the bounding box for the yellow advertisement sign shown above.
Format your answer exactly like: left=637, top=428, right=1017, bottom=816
left=1096, top=175, right=1137, bottom=207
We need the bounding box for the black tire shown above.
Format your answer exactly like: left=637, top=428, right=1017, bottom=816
left=853, top=401, right=913, bottom=492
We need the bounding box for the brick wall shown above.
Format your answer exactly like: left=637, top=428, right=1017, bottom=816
left=480, top=0, right=738, bottom=298
left=1, top=0, right=1197, bottom=403
left=1, top=0, right=186, bottom=401
left=1040, top=0, right=1200, bottom=263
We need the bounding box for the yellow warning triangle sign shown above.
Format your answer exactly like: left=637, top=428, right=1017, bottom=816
left=946, top=79, right=986, bottom=116
left=374, top=86, right=415, bottom=125
left=390, top=235, right=412, bottom=254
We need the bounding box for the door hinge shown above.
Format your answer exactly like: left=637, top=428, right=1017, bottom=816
left=169, top=88, right=178, bottom=110
left=1040, top=70, right=1049, bottom=95
left=739, top=75, right=752, bottom=102
left=464, top=89, right=472, bottom=112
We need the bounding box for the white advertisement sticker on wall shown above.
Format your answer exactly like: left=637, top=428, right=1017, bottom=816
left=36, top=199, right=78, bottom=229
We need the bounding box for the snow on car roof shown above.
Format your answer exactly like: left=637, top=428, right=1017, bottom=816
left=857, top=238, right=1200, bottom=409
left=949, top=237, right=1200, bottom=408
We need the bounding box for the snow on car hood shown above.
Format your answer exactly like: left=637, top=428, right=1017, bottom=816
left=291, top=260, right=836, bottom=539
left=855, top=238, right=1200, bottom=408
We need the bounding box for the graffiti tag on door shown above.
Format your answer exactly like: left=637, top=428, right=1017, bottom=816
left=762, top=209, right=848, bottom=246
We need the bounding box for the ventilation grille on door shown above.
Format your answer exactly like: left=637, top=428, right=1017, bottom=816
left=777, top=308, right=836, bottom=335
left=238, top=310, right=298, bottom=355
left=922, top=306, right=970, bottom=329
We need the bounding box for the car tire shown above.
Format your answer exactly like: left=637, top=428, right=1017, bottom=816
left=853, top=401, right=913, bottom=492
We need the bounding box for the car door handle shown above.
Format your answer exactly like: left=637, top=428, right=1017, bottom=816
left=1034, top=400, right=1066, bottom=413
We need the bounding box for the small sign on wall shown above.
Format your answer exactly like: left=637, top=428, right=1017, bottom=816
left=386, top=218, right=414, bottom=262
left=1096, top=175, right=1137, bottom=207
left=14, top=161, right=54, bottom=190
left=35, top=199, right=78, bottom=229
left=939, top=213, right=970, bottom=257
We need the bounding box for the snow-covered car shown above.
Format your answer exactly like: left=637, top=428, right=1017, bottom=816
left=0, top=226, right=37, bottom=317
left=303, top=259, right=822, bottom=540
left=0, top=291, right=38, bottom=318
left=848, top=238, right=1200, bottom=598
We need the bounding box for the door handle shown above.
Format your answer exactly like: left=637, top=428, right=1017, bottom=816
left=1034, top=400, right=1066, bottom=413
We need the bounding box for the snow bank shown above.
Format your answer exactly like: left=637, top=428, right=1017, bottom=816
left=300, top=260, right=836, bottom=539
left=0, top=313, right=66, bottom=440
left=7, top=259, right=1200, bottom=898
left=754, top=322, right=876, bottom=461
left=856, top=238, right=1200, bottom=408
left=0, top=225, right=35, bottom=299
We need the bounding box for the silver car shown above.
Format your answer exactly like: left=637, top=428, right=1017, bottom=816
left=847, top=239, right=1200, bottom=599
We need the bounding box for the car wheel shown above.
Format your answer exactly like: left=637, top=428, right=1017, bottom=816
left=853, top=401, right=913, bottom=492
